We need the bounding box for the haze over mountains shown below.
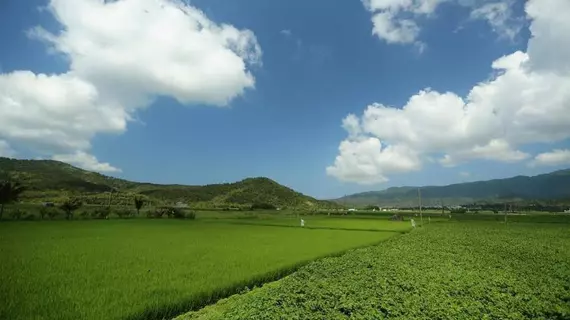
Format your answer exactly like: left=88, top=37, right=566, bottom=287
left=335, top=169, right=570, bottom=207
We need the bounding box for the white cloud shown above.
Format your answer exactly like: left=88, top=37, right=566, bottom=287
left=280, top=29, right=292, bottom=36
left=439, top=139, right=530, bottom=167
left=342, top=114, right=362, bottom=138
left=470, top=1, right=523, bottom=40
left=329, top=0, right=570, bottom=184
left=363, top=0, right=527, bottom=46
left=0, top=0, right=261, bottom=172
left=362, top=0, right=448, bottom=44
left=326, top=137, right=421, bottom=184
left=370, top=12, right=420, bottom=44
left=53, top=151, right=122, bottom=173
left=0, top=71, right=126, bottom=154
left=0, top=140, right=16, bottom=158
left=526, top=0, right=570, bottom=75
left=529, top=149, right=570, bottom=167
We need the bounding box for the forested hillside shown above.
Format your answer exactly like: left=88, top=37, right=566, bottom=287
left=0, top=157, right=339, bottom=209
left=336, top=169, right=570, bottom=207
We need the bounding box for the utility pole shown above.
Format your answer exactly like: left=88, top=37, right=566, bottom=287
left=107, top=190, right=113, bottom=208
left=107, top=187, right=117, bottom=208
left=418, top=188, right=423, bottom=226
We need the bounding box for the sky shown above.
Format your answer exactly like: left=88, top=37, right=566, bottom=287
left=0, top=0, right=569, bottom=199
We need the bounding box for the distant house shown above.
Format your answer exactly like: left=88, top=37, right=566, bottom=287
left=348, top=208, right=357, bottom=212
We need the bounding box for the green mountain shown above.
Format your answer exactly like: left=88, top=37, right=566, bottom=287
left=335, top=169, right=570, bottom=207
left=0, top=157, right=338, bottom=209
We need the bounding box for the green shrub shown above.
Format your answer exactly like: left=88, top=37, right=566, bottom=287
left=115, top=208, right=134, bottom=219
left=251, top=203, right=277, bottom=210
left=23, top=213, right=36, bottom=221
left=45, top=207, right=61, bottom=220
left=133, top=196, right=145, bottom=216
left=185, top=211, right=196, bottom=220
left=78, top=210, right=90, bottom=219
left=169, top=208, right=186, bottom=219
left=39, top=207, right=48, bottom=220
left=10, top=208, right=24, bottom=220
left=151, top=207, right=186, bottom=219
left=60, top=197, right=83, bottom=220
left=91, top=207, right=110, bottom=220
left=148, top=208, right=166, bottom=219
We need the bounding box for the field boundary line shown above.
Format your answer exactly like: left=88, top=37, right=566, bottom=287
left=207, top=220, right=411, bottom=233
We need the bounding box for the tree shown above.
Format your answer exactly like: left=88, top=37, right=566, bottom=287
left=134, top=196, right=145, bottom=216
left=60, top=197, right=83, bottom=220
left=0, top=181, right=25, bottom=220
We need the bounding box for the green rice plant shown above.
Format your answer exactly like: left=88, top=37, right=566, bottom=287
left=0, top=219, right=397, bottom=320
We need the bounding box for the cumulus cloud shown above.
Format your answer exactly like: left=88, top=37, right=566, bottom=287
left=0, top=0, right=261, bottom=173
left=0, top=71, right=127, bottom=153
left=326, top=137, right=421, bottom=184
left=329, top=0, right=570, bottom=184
left=529, top=149, right=570, bottom=167
left=53, top=151, right=122, bottom=173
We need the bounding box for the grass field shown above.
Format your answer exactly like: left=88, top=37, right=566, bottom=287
left=0, top=218, right=403, bottom=320
left=178, top=221, right=570, bottom=320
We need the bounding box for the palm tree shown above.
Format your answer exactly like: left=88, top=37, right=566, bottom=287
left=0, top=181, right=25, bottom=220
left=134, top=195, right=145, bottom=216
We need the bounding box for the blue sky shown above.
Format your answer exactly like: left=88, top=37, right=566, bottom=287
left=0, top=0, right=569, bottom=199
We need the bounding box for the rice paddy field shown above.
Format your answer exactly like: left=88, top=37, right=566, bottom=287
left=3, top=212, right=570, bottom=320
left=0, top=216, right=404, bottom=320
left=179, top=221, right=570, bottom=320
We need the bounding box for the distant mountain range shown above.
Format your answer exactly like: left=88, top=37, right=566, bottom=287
left=334, top=169, right=570, bottom=207
left=0, top=157, right=339, bottom=209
